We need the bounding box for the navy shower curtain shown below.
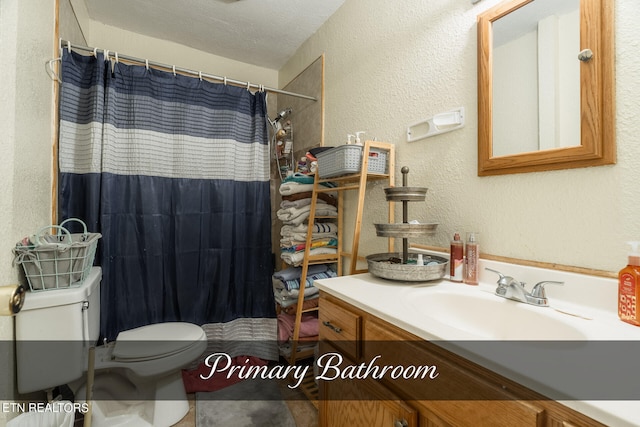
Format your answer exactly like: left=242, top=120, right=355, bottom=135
left=57, top=49, right=276, bottom=351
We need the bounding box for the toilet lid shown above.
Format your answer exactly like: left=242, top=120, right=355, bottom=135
left=113, top=322, right=205, bottom=361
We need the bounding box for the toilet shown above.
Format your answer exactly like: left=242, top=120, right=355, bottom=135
left=15, top=267, right=207, bottom=427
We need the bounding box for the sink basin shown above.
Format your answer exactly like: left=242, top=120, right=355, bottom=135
left=407, top=287, right=589, bottom=340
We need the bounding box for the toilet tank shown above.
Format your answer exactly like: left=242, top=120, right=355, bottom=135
left=15, top=267, right=102, bottom=393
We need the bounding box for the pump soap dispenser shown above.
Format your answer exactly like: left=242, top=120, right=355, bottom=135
left=619, top=241, right=640, bottom=326
left=354, top=131, right=365, bottom=146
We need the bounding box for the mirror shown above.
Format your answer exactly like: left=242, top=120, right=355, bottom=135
left=477, top=0, right=615, bottom=176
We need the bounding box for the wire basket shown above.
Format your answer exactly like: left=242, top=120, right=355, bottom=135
left=12, top=218, right=101, bottom=291
left=317, top=145, right=387, bottom=178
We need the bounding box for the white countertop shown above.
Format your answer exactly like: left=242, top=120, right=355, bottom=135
left=314, top=257, right=640, bottom=427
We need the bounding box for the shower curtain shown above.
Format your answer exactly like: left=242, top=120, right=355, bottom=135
left=57, top=49, right=276, bottom=358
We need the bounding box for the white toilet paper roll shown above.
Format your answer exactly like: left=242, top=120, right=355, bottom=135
left=0, top=284, right=25, bottom=316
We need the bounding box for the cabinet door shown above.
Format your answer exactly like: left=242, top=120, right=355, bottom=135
left=320, top=372, right=417, bottom=427
left=364, top=319, right=545, bottom=426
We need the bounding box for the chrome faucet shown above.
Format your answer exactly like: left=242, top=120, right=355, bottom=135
left=485, top=268, right=563, bottom=307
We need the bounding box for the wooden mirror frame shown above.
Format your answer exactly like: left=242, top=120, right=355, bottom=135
left=477, top=0, right=615, bottom=176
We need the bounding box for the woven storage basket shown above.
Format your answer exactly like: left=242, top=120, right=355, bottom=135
left=12, top=218, right=101, bottom=291
left=317, top=145, right=387, bottom=178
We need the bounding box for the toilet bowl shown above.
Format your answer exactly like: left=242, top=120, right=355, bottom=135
left=15, top=267, right=207, bottom=427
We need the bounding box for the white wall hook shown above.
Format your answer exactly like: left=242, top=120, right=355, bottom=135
left=406, top=107, right=465, bottom=142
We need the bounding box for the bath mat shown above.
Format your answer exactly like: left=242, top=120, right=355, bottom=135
left=183, top=356, right=268, bottom=393
left=196, top=379, right=296, bottom=427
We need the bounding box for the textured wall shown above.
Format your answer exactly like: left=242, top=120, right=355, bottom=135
left=85, top=25, right=279, bottom=89
left=280, top=0, right=639, bottom=274
left=0, top=0, right=57, bottom=421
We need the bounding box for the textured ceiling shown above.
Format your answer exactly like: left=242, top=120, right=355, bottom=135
left=83, top=0, right=345, bottom=70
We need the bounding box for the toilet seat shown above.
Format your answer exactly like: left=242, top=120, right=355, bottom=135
left=113, top=322, right=206, bottom=362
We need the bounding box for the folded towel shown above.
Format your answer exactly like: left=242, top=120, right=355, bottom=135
left=279, top=182, right=315, bottom=195
left=277, top=204, right=338, bottom=226
left=277, top=313, right=318, bottom=343
left=281, top=270, right=338, bottom=291
left=281, top=238, right=338, bottom=253
left=279, top=181, right=335, bottom=196
left=282, top=191, right=337, bottom=206
left=280, top=234, right=338, bottom=248
left=280, top=198, right=330, bottom=210
left=273, top=279, right=320, bottom=307
left=282, top=173, right=315, bottom=185
left=273, top=264, right=328, bottom=282
left=280, top=247, right=337, bottom=267
left=280, top=222, right=337, bottom=235
left=274, top=289, right=319, bottom=308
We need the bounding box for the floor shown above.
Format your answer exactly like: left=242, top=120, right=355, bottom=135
left=71, top=360, right=319, bottom=426
left=173, top=383, right=319, bottom=427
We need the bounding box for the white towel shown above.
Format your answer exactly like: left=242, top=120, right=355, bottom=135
left=281, top=247, right=337, bottom=267
left=277, top=205, right=338, bottom=226
left=279, top=182, right=315, bottom=195
left=280, top=223, right=337, bottom=235
left=280, top=198, right=330, bottom=209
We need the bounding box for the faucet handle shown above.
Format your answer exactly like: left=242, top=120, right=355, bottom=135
left=485, top=268, right=519, bottom=287
left=485, top=268, right=504, bottom=280
left=530, top=281, right=564, bottom=299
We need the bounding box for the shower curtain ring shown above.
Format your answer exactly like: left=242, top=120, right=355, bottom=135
left=199, top=71, right=203, bottom=81
left=115, top=52, right=119, bottom=63
left=145, top=59, right=149, bottom=70
left=93, top=47, right=98, bottom=58
left=247, top=81, right=251, bottom=91
left=223, top=77, right=227, bottom=85
left=67, top=40, right=72, bottom=53
left=172, top=65, right=176, bottom=76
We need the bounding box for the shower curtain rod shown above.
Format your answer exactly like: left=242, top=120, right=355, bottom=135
left=55, top=40, right=317, bottom=102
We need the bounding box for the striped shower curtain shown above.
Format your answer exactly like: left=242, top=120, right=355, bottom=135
left=57, top=49, right=276, bottom=357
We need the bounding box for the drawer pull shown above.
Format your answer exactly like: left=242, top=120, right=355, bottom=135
left=394, top=419, right=409, bottom=427
left=322, top=320, right=342, bottom=333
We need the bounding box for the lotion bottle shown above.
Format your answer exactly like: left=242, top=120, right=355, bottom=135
left=464, top=232, right=479, bottom=285
left=618, top=241, right=640, bottom=326
left=450, top=232, right=464, bottom=282
left=354, top=131, right=365, bottom=146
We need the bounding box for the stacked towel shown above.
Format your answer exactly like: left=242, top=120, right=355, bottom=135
left=272, top=265, right=337, bottom=307
left=273, top=175, right=339, bottom=353
left=276, top=202, right=338, bottom=226
left=277, top=312, right=318, bottom=343
left=277, top=177, right=338, bottom=267
left=280, top=223, right=338, bottom=247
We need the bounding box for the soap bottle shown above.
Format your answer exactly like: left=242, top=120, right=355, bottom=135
left=346, top=134, right=354, bottom=145
left=464, top=232, right=479, bottom=285
left=449, top=232, right=464, bottom=282
left=354, top=131, right=365, bottom=146
left=618, top=242, right=640, bottom=326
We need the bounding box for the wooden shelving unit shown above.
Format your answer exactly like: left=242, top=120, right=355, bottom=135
left=286, top=141, right=395, bottom=365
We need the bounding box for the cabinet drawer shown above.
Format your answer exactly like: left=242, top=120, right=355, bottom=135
left=319, top=294, right=361, bottom=360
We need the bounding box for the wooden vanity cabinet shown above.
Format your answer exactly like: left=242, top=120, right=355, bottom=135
left=318, top=291, right=606, bottom=427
